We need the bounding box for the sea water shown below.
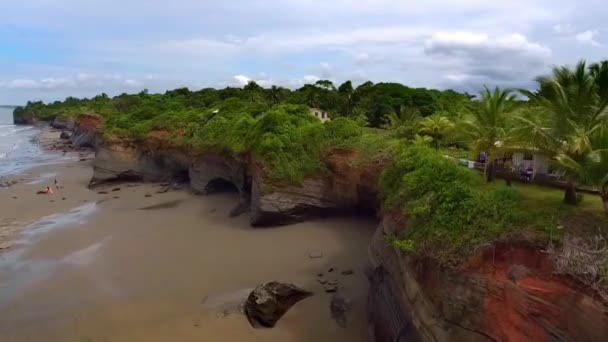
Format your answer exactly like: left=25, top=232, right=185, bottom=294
left=0, top=107, right=68, bottom=177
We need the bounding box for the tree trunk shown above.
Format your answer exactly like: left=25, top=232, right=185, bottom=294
left=602, top=188, right=608, bottom=216
left=485, top=160, right=496, bottom=182
left=564, top=181, right=577, bottom=205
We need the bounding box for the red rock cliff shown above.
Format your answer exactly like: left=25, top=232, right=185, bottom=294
left=368, top=216, right=608, bottom=341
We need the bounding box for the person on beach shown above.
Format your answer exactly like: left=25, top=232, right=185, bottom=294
left=37, top=186, right=54, bottom=195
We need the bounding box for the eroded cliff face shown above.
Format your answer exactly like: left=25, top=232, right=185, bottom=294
left=368, top=216, right=608, bottom=342
left=90, top=137, right=381, bottom=226
left=87, top=134, right=608, bottom=341
left=91, top=141, right=190, bottom=185
left=250, top=148, right=380, bottom=226
left=70, top=114, right=101, bottom=148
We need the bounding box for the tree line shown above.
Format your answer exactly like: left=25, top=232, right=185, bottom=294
left=13, top=59, right=608, bottom=212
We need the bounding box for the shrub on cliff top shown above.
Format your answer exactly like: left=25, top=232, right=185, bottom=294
left=382, top=145, right=523, bottom=264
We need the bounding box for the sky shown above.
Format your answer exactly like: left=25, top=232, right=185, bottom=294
left=0, top=0, right=607, bottom=104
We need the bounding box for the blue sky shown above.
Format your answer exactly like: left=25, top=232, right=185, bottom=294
left=0, top=0, right=607, bottom=104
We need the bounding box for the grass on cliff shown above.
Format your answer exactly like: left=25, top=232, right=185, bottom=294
left=380, top=144, right=607, bottom=265
left=100, top=101, right=375, bottom=183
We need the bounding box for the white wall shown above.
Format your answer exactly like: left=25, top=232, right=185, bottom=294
left=512, top=152, right=549, bottom=174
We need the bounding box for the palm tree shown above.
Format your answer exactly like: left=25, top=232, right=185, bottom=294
left=460, top=86, right=516, bottom=182
left=418, top=115, right=454, bottom=149
left=581, top=128, right=608, bottom=214
left=268, top=86, right=282, bottom=105
left=518, top=60, right=608, bottom=204
left=386, top=105, right=421, bottom=139
left=338, top=81, right=354, bottom=116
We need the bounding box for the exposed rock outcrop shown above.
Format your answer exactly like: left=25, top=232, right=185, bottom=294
left=91, top=142, right=190, bottom=185
left=90, top=140, right=379, bottom=225
left=367, top=216, right=608, bottom=342
left=189, top=153, right=250, bottom=198
left=244, top=282, right=313, bottom=328
left=250, top=149, right=380, bottom=226
left=70, top=114, right=101, bottom=148
left=50, top=117, right=75, bottom=130
left=91, top=144, right=142, bottom=184
left=13, top=112, right=36, bottom=125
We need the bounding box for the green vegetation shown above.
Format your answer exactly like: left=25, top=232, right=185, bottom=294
left=382, top=145, right=525, bottom=264
left=518, top=60, right=608, bottom=205
left=13, top=59, right=608, bottom=269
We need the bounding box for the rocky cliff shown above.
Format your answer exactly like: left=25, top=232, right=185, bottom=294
left=90, top=139, right=380, bottom=226
left=367, top=216, right=608, bottom=341
left=69, top=114, right=100, bottom=148
left=85, top=129, right=608, bottom=341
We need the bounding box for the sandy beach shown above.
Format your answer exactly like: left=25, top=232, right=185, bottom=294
left=0, top=128, right=376, bottom=341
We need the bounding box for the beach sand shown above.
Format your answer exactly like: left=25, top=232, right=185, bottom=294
left=0, top=129, right=377, bottom=342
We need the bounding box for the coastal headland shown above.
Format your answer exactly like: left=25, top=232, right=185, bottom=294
left=2, top=105, right=607, bottom=341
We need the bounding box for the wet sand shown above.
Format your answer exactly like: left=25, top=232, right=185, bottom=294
left=0, top=155, right=376, bottom=341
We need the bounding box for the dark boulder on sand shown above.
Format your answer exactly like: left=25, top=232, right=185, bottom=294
left=244, top=282, right=313, bottom=328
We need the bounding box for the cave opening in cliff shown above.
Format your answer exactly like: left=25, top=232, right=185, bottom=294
left=173, top=169, right=191, bottom=184
left=205, top=178, right=239, bottom=194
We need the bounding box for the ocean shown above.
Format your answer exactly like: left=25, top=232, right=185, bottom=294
left=0, top=107, right=61, bottom=177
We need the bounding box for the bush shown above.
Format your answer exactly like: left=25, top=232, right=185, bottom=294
left=381, top=145, right=522, bottom=264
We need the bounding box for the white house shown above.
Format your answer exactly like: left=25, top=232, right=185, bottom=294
left=511, top=152, right=550, bottom=175
left=310, top=108, right=331, bottom=122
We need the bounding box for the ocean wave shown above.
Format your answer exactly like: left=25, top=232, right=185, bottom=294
left=12, top=126, right=34, bottom=133
left=0, top=142, right=20, bottom=159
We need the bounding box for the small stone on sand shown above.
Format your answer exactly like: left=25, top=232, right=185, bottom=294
left=145, top=194, right=152, bottom=198
left=324, top=285, right=338, bottom=293
left=308, top=250, right=323, bottom=259
left=341, top=270, right=354, bottom=276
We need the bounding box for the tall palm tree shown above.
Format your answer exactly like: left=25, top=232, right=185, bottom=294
left=518, top=60, right=608, bottom=204
left=386, top=105, right=421, bottom=139
left=268, top=85, right=282, bottom=105
left=581, top=128, right=608, bottom=214
left=460, top=86, right=516, bottom=181
left=418, top=115, right=454, bottom=149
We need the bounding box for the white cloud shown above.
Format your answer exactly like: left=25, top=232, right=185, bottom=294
left=2, top=0, right=608, bottom=103
left=231, top=74, right=275, bottom=88
left=575, top=30, right=601, bottom=47
left=0, top=74, right=154, bottom=94
left=7, top=79, right=40, bottom=89
left=233, top=75, right=251, bottom=86
left=124, top=79, right=142, bottom=87
left=303, top=75, right=320, bottom=83
left=425, top=32, right=551, bottom=59
left=425, top=32, right=551, bottom=91
left=445, top=73, right=471, bottom=82
left=553, top=23, right=576, bottom=34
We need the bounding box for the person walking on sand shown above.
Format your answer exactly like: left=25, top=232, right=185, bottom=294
left=54, top=178, right=59, bottom=190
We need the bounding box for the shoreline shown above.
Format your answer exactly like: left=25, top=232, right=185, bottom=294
left=1, top=125, right=94, bottom=250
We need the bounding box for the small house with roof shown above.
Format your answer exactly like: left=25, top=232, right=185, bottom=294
left=310, top=108, right=331, bottom=122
